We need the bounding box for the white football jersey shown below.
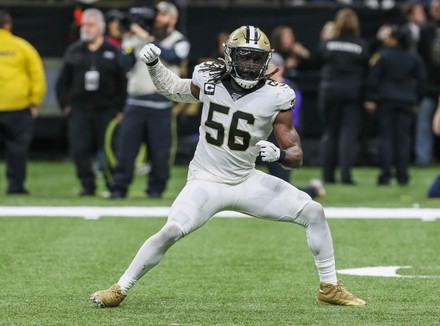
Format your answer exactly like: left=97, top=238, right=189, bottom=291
left=189, top=61, right=296, bottom=184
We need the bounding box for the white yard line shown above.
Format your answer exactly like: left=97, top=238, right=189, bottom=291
left=0, top=206, right=439, bottom=221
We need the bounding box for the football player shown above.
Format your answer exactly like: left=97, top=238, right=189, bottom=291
left=91, top=25, right=367, bottom=307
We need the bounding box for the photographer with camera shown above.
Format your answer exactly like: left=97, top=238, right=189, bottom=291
left=109, top=1, right=190, bottom=199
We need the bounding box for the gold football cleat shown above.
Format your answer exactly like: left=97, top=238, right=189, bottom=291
left=317, top=280, right=367, bottom=306
left=90, top=284, right=126, bottom=308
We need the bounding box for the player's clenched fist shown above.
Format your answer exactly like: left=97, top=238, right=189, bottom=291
left=256, top=140, right=281, bottom=162
left=139, top=44, right=161, bottom=64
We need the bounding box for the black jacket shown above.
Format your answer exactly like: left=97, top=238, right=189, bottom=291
left=418, top=21, right=440, bottom=98
left=56, top=40, right=127, bottom=111
left=366, top=46, right=427, bottom=105
left=317, top=36, right=370, bottom=97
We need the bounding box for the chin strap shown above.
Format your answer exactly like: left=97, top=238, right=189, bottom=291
left=146, top=60, right=199, bottom=103
left=232, top=75, right=258, bottom=89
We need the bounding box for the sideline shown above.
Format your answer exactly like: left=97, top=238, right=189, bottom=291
left=0, top=206, right=439, bottom=221
left=338, top=266, right=440, bottom=278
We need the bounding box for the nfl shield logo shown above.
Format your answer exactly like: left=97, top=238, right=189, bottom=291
left=231, top=93, right=242, bottom=101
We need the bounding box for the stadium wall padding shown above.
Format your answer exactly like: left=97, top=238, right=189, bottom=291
left=1, top=4, right=405, bottom=164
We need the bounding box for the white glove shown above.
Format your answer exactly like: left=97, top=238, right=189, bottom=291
left=256, top=140, right=281, bottom=162
left=139, top=44, right=161, bottom=64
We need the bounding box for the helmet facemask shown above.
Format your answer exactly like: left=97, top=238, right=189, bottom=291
left=224, top=25, right=273, bottom=89
left=225, top=46, right=271, bottom=89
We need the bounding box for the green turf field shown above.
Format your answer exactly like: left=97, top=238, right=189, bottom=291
left=0, top=161, right=439, bottom=208
left=0, top=161, right=439, bottom=325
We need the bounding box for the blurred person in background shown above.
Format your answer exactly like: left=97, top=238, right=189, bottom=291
left=414, top=0, right=440, bottom=167
left=402, top=2, right=427, bottom=50
left=210, top=31, right=229, bottom=59
left=0, top=9, right=46, bottom=195
left=428, top=97, right=440, bottom=197
left=67, top=0, right=99, bottom=44
left=316, top=8, right=370, bottom=185
left=56, top=8, right=127, bottom=196
left=270, top=25, right=311, bottom=73
left=320, top=21, right=336, bottom=41
left=109, top=1, right=190, bottom=199
left=105, top=9, right=124, bottom=48
left=364, top=25, right=426, bottom=186
left=261, top=52, right=325, bottom=199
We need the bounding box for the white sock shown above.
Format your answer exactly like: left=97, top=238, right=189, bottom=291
left=118, top=275, right=137, bottom=295
left=115, top=222, right=183, bottom=295
left=315, top=256, right=337, bottom=285
left=297, top=201, right=338, bottom=286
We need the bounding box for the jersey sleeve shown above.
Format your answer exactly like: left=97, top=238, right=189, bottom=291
left=192, top=61, right=212, bottom=89
left=277, top=84, right=296, bottom=111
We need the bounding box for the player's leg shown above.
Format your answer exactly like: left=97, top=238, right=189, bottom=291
left=234, top=170, right=366, bottom=306
left=116, top=177, right=225, bottom=290
left=89, top=220, right=183, bottom=308
left=234, top=171, right=334, bottom=279
left=291, top=201, right=366, bottom=306
left=91, top=179, right=225, bottom=307
left=117, top=221, right=184, bottom=292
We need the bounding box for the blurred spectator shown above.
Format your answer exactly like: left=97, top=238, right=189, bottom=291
left=105, top=9, right=124, bottom=48
left=210, top=31, right=229, bottom=59
left=320, top=21, right=336, bottom=41
left=316, top=8, right=370, bottom=185
left=364, top=0, right=396, bottom=10
left=67, top=0, right=98, bottom=44
left=434, top=96, right=440, bottom=135
left=428, top=98, right=440, bottom=197
left=56, top=8, right=127, bottom=196
left=414, top=0, right=440, bottom=166
left=402, top=2, right=427, bottom=50
left=370, top=2, right=426, bottom=54
left=109, top=1, right=190, bottom=199
left=372, top=23, right=393, bottom=53
left=364, top=25, right=426, bottom=186
left=260, top=52, right=325, bottom=199
left=0, top=10, right=46, bottom=195
left=270, top=25, right=310, bottom=72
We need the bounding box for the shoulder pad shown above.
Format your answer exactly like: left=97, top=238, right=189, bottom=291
left=265, top=80, right=296, bottom=111
left=192, top=60, right=222, bottom=88
left=279, top=85, right=296, bottom=111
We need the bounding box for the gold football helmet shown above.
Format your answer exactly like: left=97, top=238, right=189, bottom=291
left=224, top=25, right=272, bottom=89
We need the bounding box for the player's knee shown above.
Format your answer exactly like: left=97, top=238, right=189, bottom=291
left=299, top=200, right=326, bottom=226
left=158, top=222, right=184, bottom=244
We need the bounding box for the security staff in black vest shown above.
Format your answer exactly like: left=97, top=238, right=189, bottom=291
left=56, top=8, right=127, bottom=196
left=365, top=25, right=426, bottom=185
left=317, top=8, right=370, bottom=185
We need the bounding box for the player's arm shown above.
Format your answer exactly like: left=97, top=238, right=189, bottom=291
left=433, top=97, right=440, bottom=136
left=139, top=44, right=200, bottom=102
left=273, top=110, right=303, bottom=169
left=257, top=110, right=303, bottom=170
